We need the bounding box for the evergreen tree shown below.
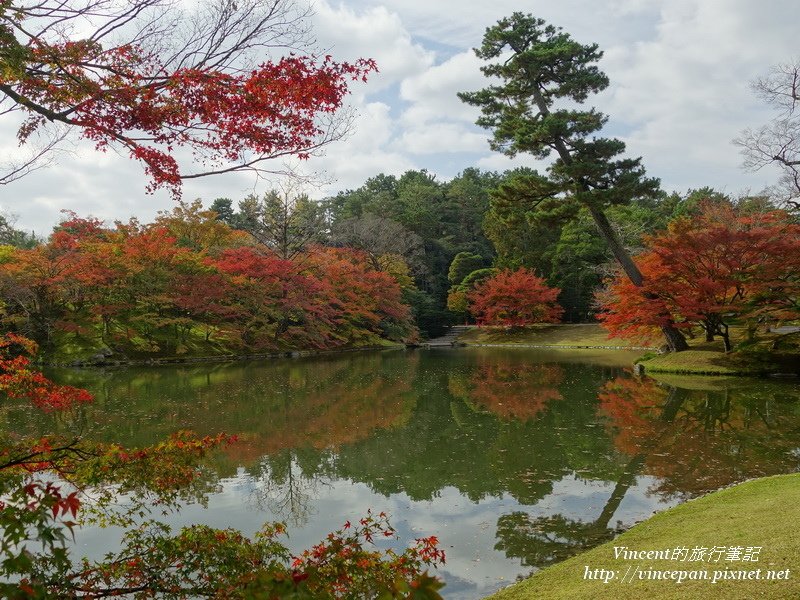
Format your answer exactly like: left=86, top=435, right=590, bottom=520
left=459, top=13, right=688, bottom=350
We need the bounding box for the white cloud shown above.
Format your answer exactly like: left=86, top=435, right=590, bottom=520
left=2, top=0, right=798, bottom=233
left=312, top=1, right=434, bottom=92
left=394, top=123, right=486, bottom=155
left=311, top=101, right=417, bottom=195
left=596, top=0, right=798, bottom=193
left=399, top=51, right=484, bottom=126
left=345, top=0, right=661, bottom=48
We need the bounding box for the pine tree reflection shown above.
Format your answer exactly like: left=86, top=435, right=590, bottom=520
left=493, top=375, right=800, bottom=571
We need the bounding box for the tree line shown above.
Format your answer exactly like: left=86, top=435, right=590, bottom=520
left=2, top=174, right=797, bottom=356
left=0, top=203, right=416, bottom=359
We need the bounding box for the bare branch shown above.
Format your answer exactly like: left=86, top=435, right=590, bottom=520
left=735, top=60, right=800, bottom=209
left=0, top=126, right=70, bottom=185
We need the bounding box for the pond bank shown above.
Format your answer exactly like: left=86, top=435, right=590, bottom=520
left=454, top=324, right=800, bottom=377
left=486, top=473, right=800, bottom=599
left=455, top=323, right=652, bottom=350
left=39, top=341, right=405, bottom=368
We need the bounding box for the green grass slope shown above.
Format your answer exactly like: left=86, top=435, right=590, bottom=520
left=488, top=474, right=800, bottom=599
left=458, top=324, right=649, bottom=349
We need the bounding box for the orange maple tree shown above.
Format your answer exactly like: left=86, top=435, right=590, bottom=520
left=599, top=203, right=800, bottom=350
left=468, top=268, right=563, bottom=326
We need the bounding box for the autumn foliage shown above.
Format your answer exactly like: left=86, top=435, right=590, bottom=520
left=0, top=2, right=376, bottom=195
left=597, top=373, right=800, bottom=498
left=468, top=268, right=563, bottom=326
left=463, top=363, right=564, bottom=421
left=0, top=204, right=416, bottom=357
left=598, top=203, right=800, bottom=350
left=0, top=202, right=439, bottom=595
left=0, top=333, right=445, bottom=597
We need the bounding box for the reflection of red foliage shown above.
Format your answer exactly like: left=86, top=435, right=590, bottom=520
left=598, top=374, right=800, bottom=497
left=597, top=376, right=666, bottom=456
left=468, top=363, right=564, bottom=421
left=222, top=357, right=419, bottom=465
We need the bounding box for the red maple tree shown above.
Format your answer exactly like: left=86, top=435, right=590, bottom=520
left=468, top=268, right=563, bottom=326
left=599, top=203, right=800, bottom=351
left=0, top=0, right=376, bottom=194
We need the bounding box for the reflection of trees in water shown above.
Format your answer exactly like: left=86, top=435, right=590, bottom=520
left=495, top=512, right=618, bottom=571
left=494, top=450, right=648, bottom=570
left=334, top=361, right=621, bottom=506
left=494, top=375, right=800, bottom=570
left=243, top=450, right=332, bottom=527
left=23, top=352, right=419, bottom=477
left=598, top=375, right=800, bottom=498
left=493, top=400, right=659, bottom=571
left=31, top=353, right=800, bottom=572
left=449, top=362, right=564, bottom=421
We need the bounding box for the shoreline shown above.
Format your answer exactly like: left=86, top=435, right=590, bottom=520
left=40, top=342, right=406, bottom=369
left=453, top=324, right=800, bottom=378
left=486, top=474, right=800, bottom=599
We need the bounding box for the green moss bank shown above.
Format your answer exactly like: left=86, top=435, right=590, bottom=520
left=457, top=325, right=799, bottom=377
left=637, top=331, right=800, bottom=376
left=457, top=324, right=650, bottom=350
left=39, top=331, right=404, bottom=367
left=487, top=474, right=800, bottom=600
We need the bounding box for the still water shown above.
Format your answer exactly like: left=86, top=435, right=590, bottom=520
left=9, top=348, right=800, bottom=598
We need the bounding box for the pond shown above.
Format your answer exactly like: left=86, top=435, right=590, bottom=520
left=7, top=348, right=800, bottom=599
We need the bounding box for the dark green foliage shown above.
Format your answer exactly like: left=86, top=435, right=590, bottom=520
left=549, top=217, right=606, bottom=322
left=459, top=268, right=498, bottom=290
left=324, top=169, right=500, bottom=335
left=0, top=214, right=38, bottom=248
left=483, top=169, right=579, bottom=273
left=441, top=168, right=499, bottom=257
left=448, top=252, right=486, bottom=286
left=458, top=12, right=659, bottom=211
left=210, top=197, right=237, bottom=227
left=403, top=287, right=453, bottom=339
left=237, top=191, right=327, bottom=259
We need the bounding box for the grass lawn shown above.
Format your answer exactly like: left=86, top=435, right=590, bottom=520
left=487, top=474, right=800, bottom=600
left=457, top=324, right=650, bottom=349
left=637, top=347, right=757, bottom=375
left=457, top=324, right=799, bottom=376
left=639, top=330, right=800, bottom=376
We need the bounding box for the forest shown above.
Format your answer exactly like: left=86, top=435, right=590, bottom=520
left=1, top=178, right=798, bottom=363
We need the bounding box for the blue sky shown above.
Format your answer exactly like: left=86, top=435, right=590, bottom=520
left=1, top=0, right=797, bottom=234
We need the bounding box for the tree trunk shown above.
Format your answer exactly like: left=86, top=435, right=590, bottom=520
left=719, top=323, right=732, bottom=353
left=529, top=88, right=689, bottom=352
left=587, top=206, right=689, bottom=352
left=595, top=453, right=647, bottom=530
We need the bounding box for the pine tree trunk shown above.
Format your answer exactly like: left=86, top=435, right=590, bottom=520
left=587, top=206, right=689, bottom=352
left=532, top=85, right=688, bottom=353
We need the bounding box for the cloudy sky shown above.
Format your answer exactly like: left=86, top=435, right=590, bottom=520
left=1, top=0, right=797, bottom=235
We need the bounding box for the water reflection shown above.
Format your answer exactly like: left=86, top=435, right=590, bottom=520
left=598, top=375, right=800, bottom=498
left=2, top=349, right=798, bottom=598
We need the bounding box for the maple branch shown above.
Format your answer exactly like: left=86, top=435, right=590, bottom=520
left=1, top=0, right=369, bottom=194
